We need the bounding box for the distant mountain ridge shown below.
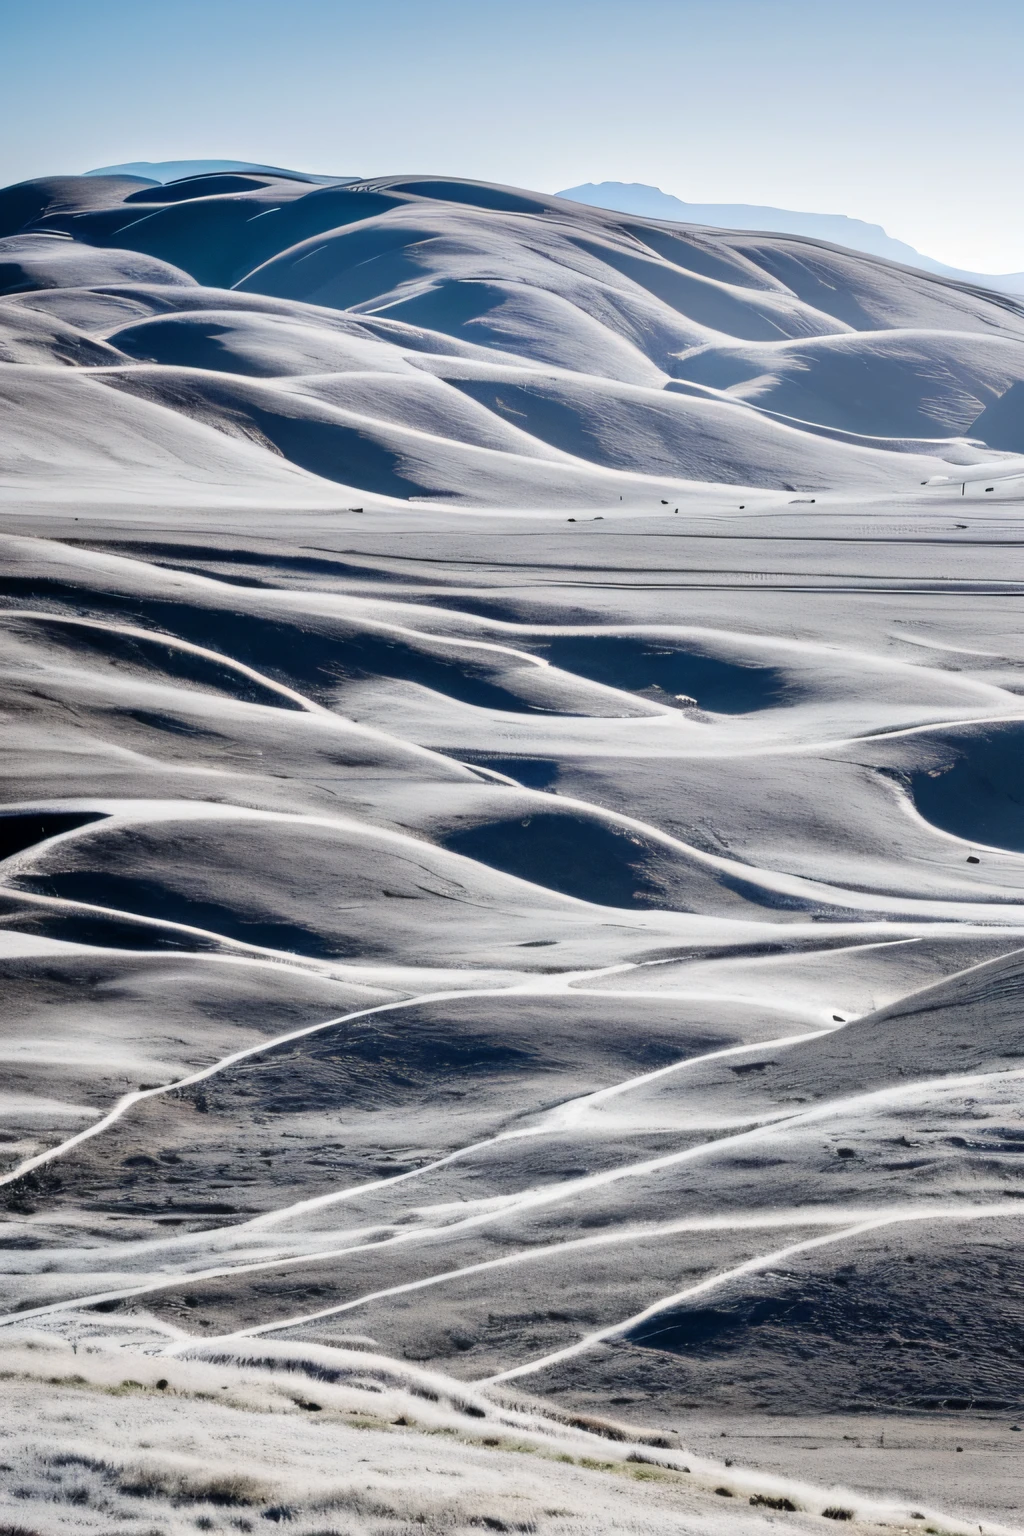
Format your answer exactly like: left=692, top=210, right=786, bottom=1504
left=557, top=181, right=1024, bottom=297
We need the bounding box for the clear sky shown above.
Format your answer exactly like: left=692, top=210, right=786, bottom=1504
left=5, top=0, right=1022, bottom=273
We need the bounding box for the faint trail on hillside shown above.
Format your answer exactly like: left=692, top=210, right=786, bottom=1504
left=479, top=1201, right=1024, bottom=1384
left=232, top=1017, right=833, bottom=1237
left=159, top=1200, right=992, bottom=1350
left=4, top=1062, right=1018, bottom=1331
left=0, top=979, right=567, bottom=1191
left=8, top=1009, right=839, bottom=1266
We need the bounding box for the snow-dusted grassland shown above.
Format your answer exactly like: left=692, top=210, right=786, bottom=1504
left=2, top=168, right=1024, bottom=1534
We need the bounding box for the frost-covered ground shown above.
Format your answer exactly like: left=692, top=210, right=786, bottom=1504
left=2, top=168, right=1024, bottom=1534
left=5, top=1332, right=1020, bottom=1536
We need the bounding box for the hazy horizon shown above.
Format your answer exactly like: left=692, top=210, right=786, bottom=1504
left=5, top=0, right=1023, bottom=274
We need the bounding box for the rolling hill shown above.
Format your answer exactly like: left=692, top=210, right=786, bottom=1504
left=2, top=168, right=1024, bottom=1534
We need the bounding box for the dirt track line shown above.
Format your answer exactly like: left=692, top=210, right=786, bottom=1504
left=162, top=1202, right=956, bottom=1350
left=479, top=1200, right=1024, bottom=1384
left=0, top=979, right=560, bottom=1193
left=13, top=1012, right=835, bottom=1270
left=4, top=1062, right=1016, bottom=1331
left=233, top=1019, right=831, bottom=1238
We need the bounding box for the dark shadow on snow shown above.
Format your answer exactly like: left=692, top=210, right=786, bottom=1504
left=440, top=810, right=674, bottom=908
left=909, top=724, right=1024, bottom=853
left=537, top=635, right=790, bottom=714
left=12, top=870, right=356, bottom=959
left=455, top=755, right=562, bottom=789
left=0, top=810, right=107, bottom=863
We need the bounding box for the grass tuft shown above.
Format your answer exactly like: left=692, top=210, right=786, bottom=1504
left=750, top=1493, right=799, bottom=1511
left=118, top=1465, right=274, bottom=1506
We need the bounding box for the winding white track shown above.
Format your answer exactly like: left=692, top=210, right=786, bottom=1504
left=4, top=1056, right=1017, bottom=1330
left=479, top=1201, right=1024, bottom=1384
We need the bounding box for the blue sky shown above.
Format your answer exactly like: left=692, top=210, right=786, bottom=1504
left=5, top=0, right=1022, bottom=272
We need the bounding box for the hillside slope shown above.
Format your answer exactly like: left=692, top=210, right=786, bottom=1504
left=2, top=172, right=1024, bottom=507
left=2, top=169, right=1024, bottom=1532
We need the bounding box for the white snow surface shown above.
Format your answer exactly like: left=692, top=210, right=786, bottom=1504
left=2, top=169, right=1024, bottom=1533
left=4, top=170, right=1024, bottom=504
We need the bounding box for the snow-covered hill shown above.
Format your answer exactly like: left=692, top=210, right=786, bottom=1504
left=3, top=171, right=1024, bottom=508
left=2, top=169, right=1024, bottom=1534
